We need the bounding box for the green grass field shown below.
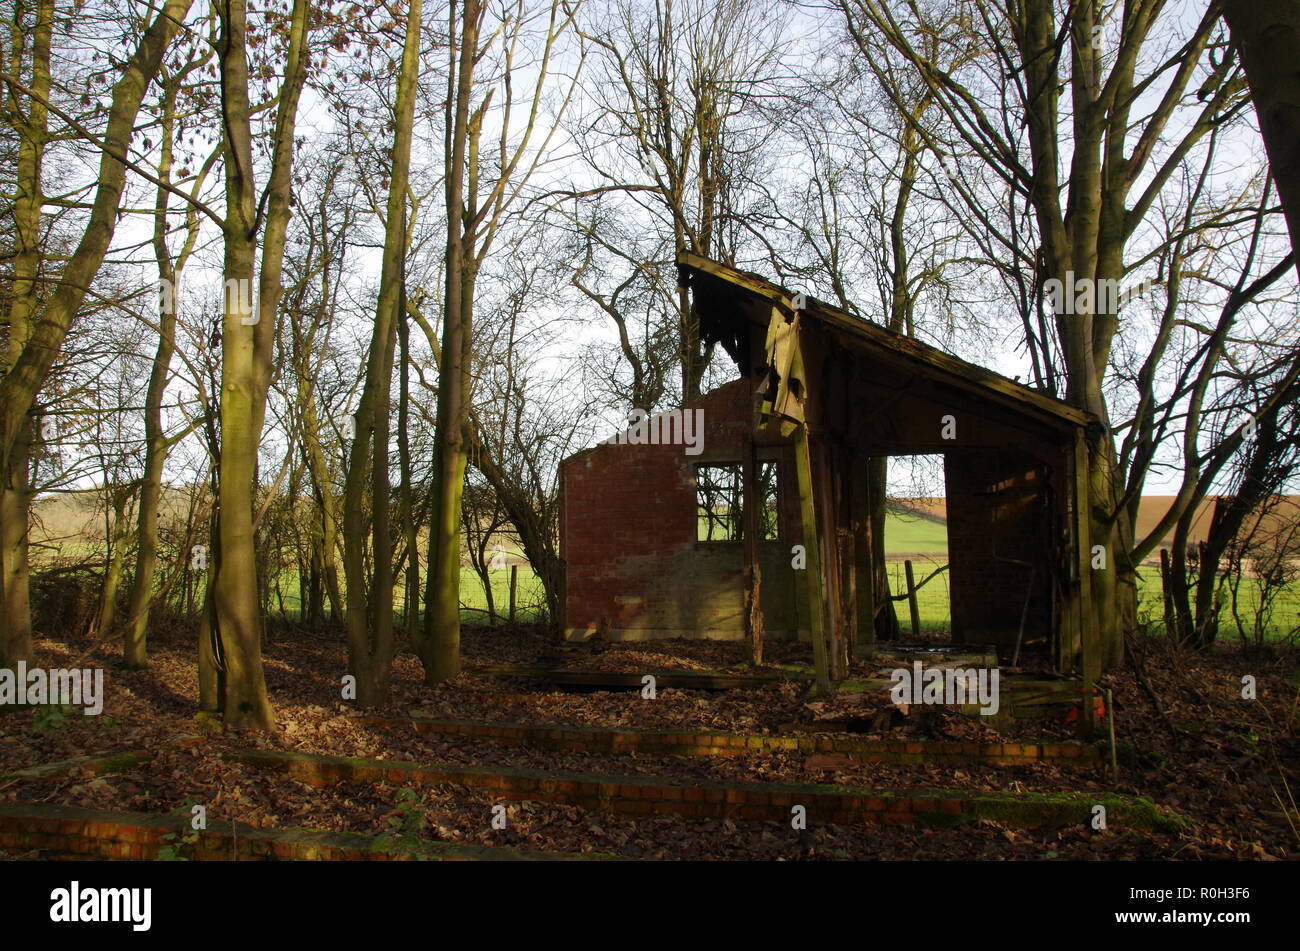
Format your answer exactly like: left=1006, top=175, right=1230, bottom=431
left=26, top=503, right=1298, bottom=641
left=882, top=509, right=950, bottom=553
left=1131, top=566, right=1300, bottom=644
left=48, top=509, right=949, bottom=627
left=878, top=516, right=1299, bottom=642
left=877, top=564, right=1299, bottom=642
left=257, top=565, right=550, bottom=625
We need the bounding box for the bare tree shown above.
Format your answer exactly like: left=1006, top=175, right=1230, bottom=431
left=209, top=0, right=310, bottom=728
left=0, top=0, right=195, bottom=667
left=566, top=0, right=791, bottom=404
left=418, top=0, right=582, bottom=683
left=342, top=0, right=424, bottom=707
left=839, top=0, right=1253, bottom=672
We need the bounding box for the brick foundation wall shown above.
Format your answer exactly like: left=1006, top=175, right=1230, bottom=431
left=229, top=749, right=1180, bottom=832
left=363, top=715, right=1102, bottom=766
left=0, top=804, right=609, bottom=861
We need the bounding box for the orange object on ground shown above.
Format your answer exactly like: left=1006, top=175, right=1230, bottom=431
left=1065, top=689, right=1106, bottom=723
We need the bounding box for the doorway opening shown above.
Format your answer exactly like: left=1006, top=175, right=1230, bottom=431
left=881, top=454, right=950, bottom=643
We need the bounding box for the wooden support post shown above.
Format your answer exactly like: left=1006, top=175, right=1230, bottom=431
left=508, top=564, right=518, bottom=623
left=1104, top=686, right=1118, bottom=783
left=904, top=559, right=921, bottom=640
left=851, top=451, right=875, bottom=658
left=741, top=435, right=764, bottom=665
left=1073, top=428, right=1099, bottom=734
left=837, top=532, right=855, bottom=671
left=794, top=426, right=831, bottom=696
left=817, top=441, right=845, bottom=680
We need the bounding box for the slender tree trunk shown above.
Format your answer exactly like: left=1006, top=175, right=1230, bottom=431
left=0, top=0, right=51, bottom=669
left=418, top=0, right=481, bottom=684
left=95, top=488, right=132, bottom=641
left=300, top=399, right=343, bottom=624
left=342, top=0, right=422, bottom=705
left=124, top=78, right=190, bottom=667
left=0, top=436, right=32, bottom=666
left=212, top=0, right=306, bottom=729
left=398, top=299, right=419, bottom=638
left=198, top=581, right=221, bottom=712
left=123, top=370, right=170, bottom=665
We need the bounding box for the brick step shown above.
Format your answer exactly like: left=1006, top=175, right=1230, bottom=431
left=0, top=803, right=616, bottom=861
left=466, top=664, right=1098, bottom=720
left=0, top=736, right=204, bottom=784
left=360, top=714, right=1102, bottom=768
left=465, top=663, right=807, bottom=691
left=229, top=748, right=1183, bottom=832
left=1, top=751, right=153, bottom=783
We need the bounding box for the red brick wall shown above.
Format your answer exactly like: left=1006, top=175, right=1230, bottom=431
left=561, top=380, right=800, bottom=640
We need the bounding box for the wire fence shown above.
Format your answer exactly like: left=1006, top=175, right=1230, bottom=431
left=885, top=556, right=951, bottom=635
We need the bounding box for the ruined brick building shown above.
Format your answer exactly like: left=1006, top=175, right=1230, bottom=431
left=560, top=255, right=1101, bottom=686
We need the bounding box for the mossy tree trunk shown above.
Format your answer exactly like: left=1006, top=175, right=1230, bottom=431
left=212, top=0, right=308, bottom=729
left=0, top=0, right=51, bottom=670
left=342, top=0, right=422, bottom=707
left=417, top=0, right=482, bottom=684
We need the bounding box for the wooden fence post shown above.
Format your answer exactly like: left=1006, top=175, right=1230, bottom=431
left=1158, top=548, right=1175, bottom=636
left=508, top=564, right=518, bottom=623
left=904, top=559, right=921, bottom=639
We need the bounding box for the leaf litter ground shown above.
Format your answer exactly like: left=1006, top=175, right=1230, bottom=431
left=1, top=625, right=1296, bottom=860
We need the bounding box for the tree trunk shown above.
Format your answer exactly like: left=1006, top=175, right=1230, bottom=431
left=298, top=394, right=343, bottom=627
left=1222, top=1, right=1300, bottom=286
left=342, top=0, right=422, bottom=706
left=418, top=0, right=481, bottom=685
left=0, top=0, right=51, bottom=669
left=94, top=488, right=131, bottom=642
left=124, top=75, right=191, bottom=667
left=211, top=0, right=308, bottom=729
left=398, top=298, right=420, bottom=638
left=0, top=437, right=33, bottom=667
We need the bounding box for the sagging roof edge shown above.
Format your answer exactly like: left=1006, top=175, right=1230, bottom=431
left=677, top=251, right=1090, bottom=431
